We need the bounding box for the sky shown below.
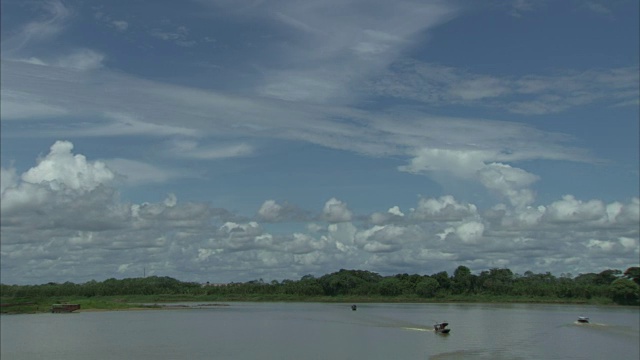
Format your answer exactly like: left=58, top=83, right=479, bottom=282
left=1, top=0, right=638, bottom=285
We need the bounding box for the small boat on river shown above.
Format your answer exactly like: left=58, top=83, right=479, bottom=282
left=351, top=304, right=357, bottom=311
left=434, top=322, right=450, bottom=334
left=577, top=316, right=589, bottom=323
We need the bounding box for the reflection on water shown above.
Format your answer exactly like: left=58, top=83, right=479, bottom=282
left=1, top=303, right=638, bottom=360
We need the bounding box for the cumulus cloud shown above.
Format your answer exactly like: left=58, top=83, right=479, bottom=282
left=355, top=224, right=411, bottom=253
left=283, top=233, right=327, bottom=254
left=544, top=195, right=607, bottom=223
left=258, top=200, right=284, bottom=222
left=257, top=200, right=311, bottom=223
left=477, top=163, right=539, bottom=207
left=0, top=167, right=19, bottom=194
left=399, top=148, right=490, bottom=178
left=218, top=222, right=271, bottom=251
left=21, top=141, right=114, bottom=193
left=323, top=198, right=353, bottom=223
left=1, top=144, right=638, bottom=284
left=455, top=221, right=485, bottom=244
left=400, top=147, right=543, bottom=209
left=370, top=206, right=405, bottom=225
left=411, top=195, right=478, bottom=221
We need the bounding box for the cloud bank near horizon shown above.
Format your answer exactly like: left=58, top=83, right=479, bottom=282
left=1, top=141, right=637, bottom=284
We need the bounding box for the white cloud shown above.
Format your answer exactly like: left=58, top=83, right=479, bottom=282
left=244, top=0, right=458, bottom=104
left=112, top=20, right=128, bottom=31
left=258, top=200, right=283, bottom=222
left=455, top=221, right=485, bottom=244
left=583, top=1, right=612, bottom=16
left=166, top=139, right=253, bottom=160
left=400, top=148, right=490, bottom=178
left=0, top=89, right=69, bottom=120
left=283, top=233, right=327, bottom=254
left=323, top=198, right=353, bottom=223
left=326, top=222, right=358, bottom=250
left=103, top=158, right=187, bottom=186
left=477, top=163, right=539, bottom=207
left=508, top=0, right=537, bottom=18
left=355, top=224, right=409, bottom=253
left=370, top=206, right=405, bottom=225
left=388, top=206, right=404, bottom=217
left=411, top=195, right=478, bottom=221
left=117, top=264, right=131, bottom=273
left=498, top=205, right=546, bottom=229
left=0, top=167, right=19, bottom=194
left=54, top=49, right=105, bottom=70
left=2, top=0, right=72, bottom=54
left=448, top=76, right=510, bottom=100
left=149, top=25, right=196, bottom=47
left=1, top=146, right=638, bottom=283
left=257, top=200, right=310, bottom=223
left=22, top=141, right=114, bottom=192
left=544, top=195, right=606, bottom=223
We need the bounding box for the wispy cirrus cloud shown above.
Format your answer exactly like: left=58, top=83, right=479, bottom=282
left=367, top=60, right=639, bottom=114
left=200, top=0, right=460, bottom=104
left=2, top=0, right=72, bottom=54
left=165, top=138, right=254, bottom=160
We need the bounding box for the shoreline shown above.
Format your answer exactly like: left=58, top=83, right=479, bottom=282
left=2, top=298, right=631, bottom=315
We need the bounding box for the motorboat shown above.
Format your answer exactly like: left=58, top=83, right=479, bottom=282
left=434, top=322, right=450, bottom=334
left=351, top=304, right=357, bottom=311
left=577, top=316, right=589, bottom=323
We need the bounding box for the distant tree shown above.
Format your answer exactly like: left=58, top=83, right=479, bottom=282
left=318, top=269, right=381, bottom=296
left=623, top=267, right=640, bottom=286
left=478, top=268, right=514, bottom=295
left=432, top=271, right=451, bottom=291
left=594, top=269, right=622, bottom=285
left=378, top=277, right=402, bottom=296
left=415, top=277, right=439, bottom=298
left=609, top=278, right=640, bottom=305
left=452, top=266, right=473, bottom=294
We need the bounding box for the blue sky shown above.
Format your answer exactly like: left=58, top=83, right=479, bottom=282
left=1, top=0, right=638, bottom=285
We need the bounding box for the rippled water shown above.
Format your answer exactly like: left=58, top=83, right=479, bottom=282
left=1, top=302, right=638, bottom=359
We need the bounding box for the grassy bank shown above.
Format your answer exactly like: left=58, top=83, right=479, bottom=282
left=1, top=293, right=617, bottom=314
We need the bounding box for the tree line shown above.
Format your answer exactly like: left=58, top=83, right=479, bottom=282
left=2, top=267, right=639, bottom=305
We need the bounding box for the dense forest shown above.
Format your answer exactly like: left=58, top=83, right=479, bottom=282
left=2, top=266, right=639, bottom=306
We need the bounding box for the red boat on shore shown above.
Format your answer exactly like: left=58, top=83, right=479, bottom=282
left=51, top=304, right=81, bottom=313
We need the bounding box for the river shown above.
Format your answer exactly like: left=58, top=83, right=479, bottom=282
left=1, top=302, right=638, bottom=359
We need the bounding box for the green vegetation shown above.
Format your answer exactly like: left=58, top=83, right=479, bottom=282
left=2, top=267, right=638, bottom=314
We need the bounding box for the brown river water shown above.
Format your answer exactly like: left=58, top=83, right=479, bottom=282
left=1, top=302, right=638, bottom=359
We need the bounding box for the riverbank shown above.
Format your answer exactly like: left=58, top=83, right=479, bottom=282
left=1, top=293, right=621, bottom=315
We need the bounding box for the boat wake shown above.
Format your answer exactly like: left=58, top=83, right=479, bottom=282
left=574, top=321, right=606, bottom=327
left=402, top=327, right=431, bottom=332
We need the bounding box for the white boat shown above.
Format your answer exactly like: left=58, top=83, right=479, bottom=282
left=434, top=322, right=450, bottom=334
left=577, top=316, right=589, bottom=323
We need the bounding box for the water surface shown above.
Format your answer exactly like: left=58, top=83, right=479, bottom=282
left=1, top=303, right=638, bottom=359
